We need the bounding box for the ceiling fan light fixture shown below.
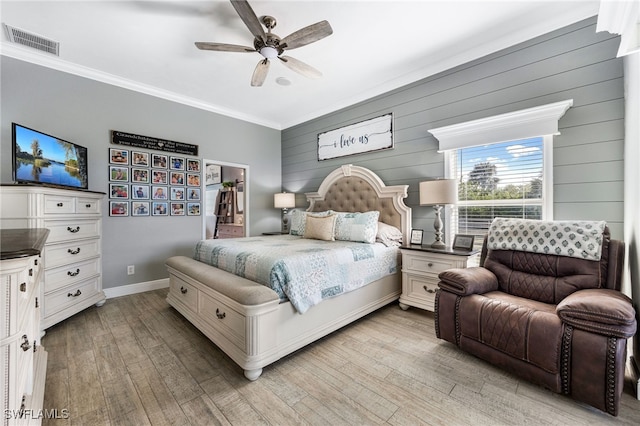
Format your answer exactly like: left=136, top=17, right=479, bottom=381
left=259, top=46, right=278, bottom=59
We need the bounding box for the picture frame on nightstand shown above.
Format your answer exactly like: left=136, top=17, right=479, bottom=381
left=453, top=234, right=475, bottom=251
left=410, top=229, right=423, bottom=245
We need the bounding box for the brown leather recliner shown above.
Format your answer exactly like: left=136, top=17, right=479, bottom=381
left=435, top=227, right=636, bottom=416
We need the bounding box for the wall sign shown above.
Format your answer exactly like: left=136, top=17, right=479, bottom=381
left=111, top=130, right=198, bottom=156
left=317, top=113, right=393, bottom=161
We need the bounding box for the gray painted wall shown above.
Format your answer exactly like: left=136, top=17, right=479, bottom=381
left=281, top=17, right=625, bottom=242
left=1, top=57, right=281, bottom=289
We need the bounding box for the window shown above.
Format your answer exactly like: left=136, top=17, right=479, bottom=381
left=428, top=100, right=572, bottom=248
left=445, top=136, right=552, bottom=244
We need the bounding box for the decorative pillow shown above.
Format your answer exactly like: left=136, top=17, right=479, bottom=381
left=303, top=214, right=336, bottom=241
left=334, top=211, right=380, bottom=244
left=290, top=210, right=332, bottom=236
left=376, top=221, right=403, bottom=247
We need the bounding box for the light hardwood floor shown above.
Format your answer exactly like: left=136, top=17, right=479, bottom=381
left=41, top=289, right=640, bottom=425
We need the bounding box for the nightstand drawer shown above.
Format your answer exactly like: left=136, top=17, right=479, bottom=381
left=402, top=253, right=456, bottom=274
left=217, top=224, right=243, bottom=238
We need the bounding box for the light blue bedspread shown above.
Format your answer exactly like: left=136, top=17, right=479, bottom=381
left=193, top=235, right=398, bottom=313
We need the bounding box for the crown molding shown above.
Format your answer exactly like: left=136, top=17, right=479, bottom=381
left=1, top=43, right=281, bottom=130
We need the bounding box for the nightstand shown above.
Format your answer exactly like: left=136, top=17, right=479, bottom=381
left=399, top=245, right=480, bottom=312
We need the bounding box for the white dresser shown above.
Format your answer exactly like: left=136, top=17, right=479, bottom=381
left=1, top=228, right=49, bottom=425
left=0, top=185, right=106, bottom=332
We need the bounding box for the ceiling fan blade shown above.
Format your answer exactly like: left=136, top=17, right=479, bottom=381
left=278, top=55, right=322, bottom=79
left=195, top=42, right=255, bottom=53
left=251, top=59, right=270, bottom=87
left=281, top=20, right=333, bottom=50
left=230, top=0, right=266, bottom=42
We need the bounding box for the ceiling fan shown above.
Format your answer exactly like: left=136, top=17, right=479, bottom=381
left=195, top=0, right=333, bottom=87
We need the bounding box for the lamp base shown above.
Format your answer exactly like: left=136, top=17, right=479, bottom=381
left=430, top=240, right=446, bottom=249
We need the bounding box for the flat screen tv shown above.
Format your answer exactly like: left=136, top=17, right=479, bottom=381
left=12, top=123, right=88, bottom=190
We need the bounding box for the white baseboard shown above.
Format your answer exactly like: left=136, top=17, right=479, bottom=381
left=103, top=278, right=169, bottom=299
left=631, top=356, right=640, bottom=400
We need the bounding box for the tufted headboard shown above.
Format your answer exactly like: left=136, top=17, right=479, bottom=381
left=305, top=164, right=411, bottom=242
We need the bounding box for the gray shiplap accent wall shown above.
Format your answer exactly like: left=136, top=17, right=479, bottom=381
left=281, top=17, right=625, bottom=240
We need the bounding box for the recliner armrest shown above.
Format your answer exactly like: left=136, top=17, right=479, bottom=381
left=556, top=289, right=637, bottom=338
left=437, top=267, right=498, bottom=296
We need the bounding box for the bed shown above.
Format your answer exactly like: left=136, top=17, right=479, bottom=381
left=165, top=164, right=411, bottom=380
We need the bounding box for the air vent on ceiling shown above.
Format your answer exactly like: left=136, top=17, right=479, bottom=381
left=3, top=23, right=59, bottom=56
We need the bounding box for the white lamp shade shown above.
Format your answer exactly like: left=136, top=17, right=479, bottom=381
left=274, top=192, right=296, bottom=209
left=419, top=179, right=457, bottom=206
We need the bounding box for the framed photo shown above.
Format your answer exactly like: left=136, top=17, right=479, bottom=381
left=109, top=183, right=128, bottom=199
left=206, top=164, right=221, bottom=185
left=131, top=151, right=149, bottom=167
left=151, top=185, right=168, bottom=200
left=171, top=202, right=185, bottom=216
left=152, top=170, right=168, bottom=184
left=152, top=202, right=168, bottom=216
left=170, top=156, right=185, bottom=170
left=109, top=148, right=129, bottom=165
left=132, top=185, right=149, bottom=199
left=132, top=168, right=149, bottom=184
left=410, top=229, right=423, bottom=245
left=131, top=201, right=150, bottom=216
left=453, top=234, right=476, bottom=251
left=186, top=173, right=201, bottom=187
left=187, top=202, right=201, bottom=216
left=109, top=166, right=128, bottom=182
left=170, top=171, right=185, bottom=185
left=109, top=201, right=128, bottom=217
left=170, top=187, right=185, bottom=201
left=152, top=153, right=168, bottom=169
left=187, top=188, right=200, bottom=200
left=187, top=159, right=201, bottom=172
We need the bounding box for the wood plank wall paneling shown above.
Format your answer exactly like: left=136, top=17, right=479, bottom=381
left=281, top=17, right=626, bottom=240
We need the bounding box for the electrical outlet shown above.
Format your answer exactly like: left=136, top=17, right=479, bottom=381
left=127, top=265, right=135, bottom=275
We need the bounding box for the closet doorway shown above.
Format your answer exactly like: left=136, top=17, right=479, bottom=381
left=203, top=159, right=249, bottom=239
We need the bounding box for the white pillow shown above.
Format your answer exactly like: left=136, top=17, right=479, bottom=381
left=289, top=210, right=332, bottom=236
left=303, top=214, right=336, bottom=241
left=376, top=222, right=403, bottom=247
left=333, top=211, right=380, bottom=244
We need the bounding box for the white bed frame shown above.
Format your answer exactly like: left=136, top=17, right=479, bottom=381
left=166, top=165, right=411, bottom=380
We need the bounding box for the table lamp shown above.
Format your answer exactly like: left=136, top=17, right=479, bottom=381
left=274, top=192, right=296, bottom=233
left=419, top=179, right=457, bottom=248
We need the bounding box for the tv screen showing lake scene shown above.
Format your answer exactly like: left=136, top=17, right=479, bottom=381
left=12, top=123, right=88, bottom=189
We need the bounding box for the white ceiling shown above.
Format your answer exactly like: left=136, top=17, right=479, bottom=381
left=1, top=1, right=600, bottom=130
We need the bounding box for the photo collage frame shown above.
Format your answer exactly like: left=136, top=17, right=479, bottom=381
left=109, top=148, right=201, bottom=217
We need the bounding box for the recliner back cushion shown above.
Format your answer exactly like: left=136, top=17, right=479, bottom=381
left=484, top=248, right=607, bottom=304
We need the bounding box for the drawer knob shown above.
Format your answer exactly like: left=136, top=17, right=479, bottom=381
left=35, top=297, right=39, bottom=308
left=68, top=247, right=81, bottom=255
left=85, top=204, right=92, bottom=208
left=20, top=282, right=26, bottom=292
left=67, top=289, right=82, bottom=297
left=29, top=268, right=33, bottom=276
left=216, top=308, right=226, bottom=319
left=67, top=268, right=80, bottom=277
left=35, top=258, right=38, bottom=266
left=57, top=202, right=64, bottom=207
left=67, top=226, right=80, bottom=233
left=427, top=262, right=433, bottom=267
left=180, top=286, right=188, bottom=294
left=423, top=285, right=435, bottom=294
left=20, top=335, right=31, bottom=352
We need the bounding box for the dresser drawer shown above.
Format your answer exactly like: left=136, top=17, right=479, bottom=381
left=200, top=292, right=246, bottom=350
left=170, top=279, right=198, bottom=311
left=44, top=195, right=76, bottom=214
left=45, top=239, right=100, bottom=268
left=44, top=219, right=101, bottom=243
left=76, top=197, right=101, bottom=214
left=217, top=224, right=243, bottom=238
left=402, top=253, right=457, bottom=275
left=44, top=258, right=101, bottom=293
left=44, top=277, right=100, bottom=317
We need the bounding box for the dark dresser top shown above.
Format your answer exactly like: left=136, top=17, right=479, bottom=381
left=0, top=228, right=50, bottom=260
